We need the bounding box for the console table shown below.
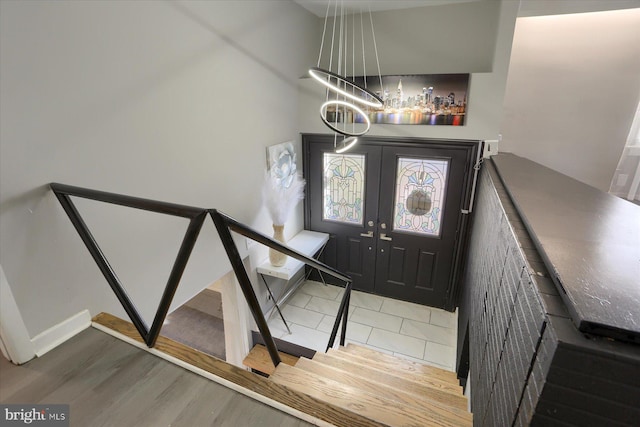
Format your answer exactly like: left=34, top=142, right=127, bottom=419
left=256, top=230, right=329, bottom=333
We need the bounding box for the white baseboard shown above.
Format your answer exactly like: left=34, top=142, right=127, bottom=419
left=1, top=265, right=35, bottom=364
left=31, top=310, right=92, bottom=357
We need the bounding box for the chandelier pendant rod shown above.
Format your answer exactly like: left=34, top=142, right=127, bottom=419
left=317, top=2, right=330, bottom=68
left=369, top=6, right=384, bottom=90
left=311, top=0, right=384, bottom=152
left=333, top=0, right=344, bottom=145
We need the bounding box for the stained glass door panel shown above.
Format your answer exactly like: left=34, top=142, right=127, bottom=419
left=307, top=139, right=381, bottom=293
left=322, top=153, right=366, bottom=225
left=393, top=157, right=449, bottom=237
left=374, top=144, right=469, bottom=308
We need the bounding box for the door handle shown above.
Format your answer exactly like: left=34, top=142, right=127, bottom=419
left=380, top=233, right=392, bottom=241
left=360, top=231, right=374, bottom=238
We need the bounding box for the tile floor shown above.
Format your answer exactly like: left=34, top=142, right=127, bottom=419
left=267, top=280, right=458, bottom=371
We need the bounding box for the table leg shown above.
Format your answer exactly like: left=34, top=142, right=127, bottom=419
left=260, top=274, right=291, bottom=334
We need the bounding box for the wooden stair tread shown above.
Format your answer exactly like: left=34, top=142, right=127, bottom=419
left=92, top=313, right=383, bottom=427
left=93, top=313, right=472, bottom=426
left=295, top=357, right=470, bottom=413
left=312, top=352, right=462, bottom=397
left=341, top=343, right=458, bottom=383
left=326, top=348, right=462, bottom=393
left=272, top=363, right=472, bottom=427
left=243, top=344, right=298, bottom=376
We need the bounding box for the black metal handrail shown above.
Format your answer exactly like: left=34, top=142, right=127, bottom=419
left=50, top=183, right=352, bottom=368
left=326, top=281, right=352, bottom=352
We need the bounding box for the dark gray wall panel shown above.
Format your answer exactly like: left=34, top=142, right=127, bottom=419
left=492, top=154, right=640, bottom=342
left=462, top=161, right=640, bottom=426
left=466, top=165, right=543, bottom=426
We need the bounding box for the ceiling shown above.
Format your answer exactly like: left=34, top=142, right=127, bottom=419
left=292, top=0, right=483, bottom=17
left=293, top=0, right=640, bottom=18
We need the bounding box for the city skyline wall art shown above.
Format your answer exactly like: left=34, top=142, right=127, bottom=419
left=343, top=74, right=470, bottom=126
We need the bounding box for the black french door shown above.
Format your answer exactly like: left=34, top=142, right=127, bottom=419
left=303, top=134, right=479, bottom=310
left=307, top=141, right=381, bottom=294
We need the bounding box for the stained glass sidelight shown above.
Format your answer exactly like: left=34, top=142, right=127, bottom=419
left=393, top=157, right=449, bottom=236
left=323, top=153, right=366, bottom=224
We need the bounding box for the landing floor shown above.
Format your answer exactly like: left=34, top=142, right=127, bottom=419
left=0, top=328, right=312, bottom=427
left=268, top=280, right=458, bottom=371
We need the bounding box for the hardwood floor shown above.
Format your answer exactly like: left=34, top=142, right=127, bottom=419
left=0, top=328, right=313, bottom=427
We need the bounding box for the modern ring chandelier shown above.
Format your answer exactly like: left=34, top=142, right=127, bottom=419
left=309, top=1, right=384, bottom=153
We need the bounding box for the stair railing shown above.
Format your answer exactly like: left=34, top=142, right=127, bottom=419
left=325, top=280, right=352, bottom=352
left=50, top=183, right=352, bottom=369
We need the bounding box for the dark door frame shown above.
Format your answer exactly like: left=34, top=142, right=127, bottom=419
left=302, top=133, right=482, bottom=311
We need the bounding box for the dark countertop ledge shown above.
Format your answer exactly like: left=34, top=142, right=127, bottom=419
left=492, top=153, right=640, bottom=344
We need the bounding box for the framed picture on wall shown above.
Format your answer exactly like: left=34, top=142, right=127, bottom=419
left=266, top=141, right=297, bottom=188
left=324, top=73, right=469, bottom=126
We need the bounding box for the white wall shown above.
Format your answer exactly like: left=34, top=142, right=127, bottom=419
left=0, top=1, right=317, bottom=337
left=609, top=100, right=640, bottom=200
left=299, top=0, right=520, bottom=142
left=500, top=7, right=640, bottom=192
left=314, top=0, right=501, bottom=76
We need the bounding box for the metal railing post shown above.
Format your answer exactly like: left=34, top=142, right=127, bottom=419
left=326, top=280, right=352, bottom=352
left=339, top=282, right=351, bottom=347
left=52, top=190, right=150, bottom=339
left=147, top=212, right=207, bottom=347
left=210, top=210, right=282, bottom=368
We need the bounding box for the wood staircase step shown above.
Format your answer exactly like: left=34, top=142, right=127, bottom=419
left=242, top=344, right=298, bottom=376
left=339, top=343, right=459, bottom=383
left=312, top=352, right=463, bottom=398
left=93, top=313, right=472, bottom=426
left=325, top=347, right=462, bottom=394
left=295, top=356, right=470, bottom=413
left=92, top=313, right=382, bottom=427
left=271, top=363, right=472, bottom=427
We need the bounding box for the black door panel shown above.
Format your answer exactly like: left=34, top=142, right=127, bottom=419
left=303, top=134, right=479, bottom=309
left=307, top=140, right=380, bottom=291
